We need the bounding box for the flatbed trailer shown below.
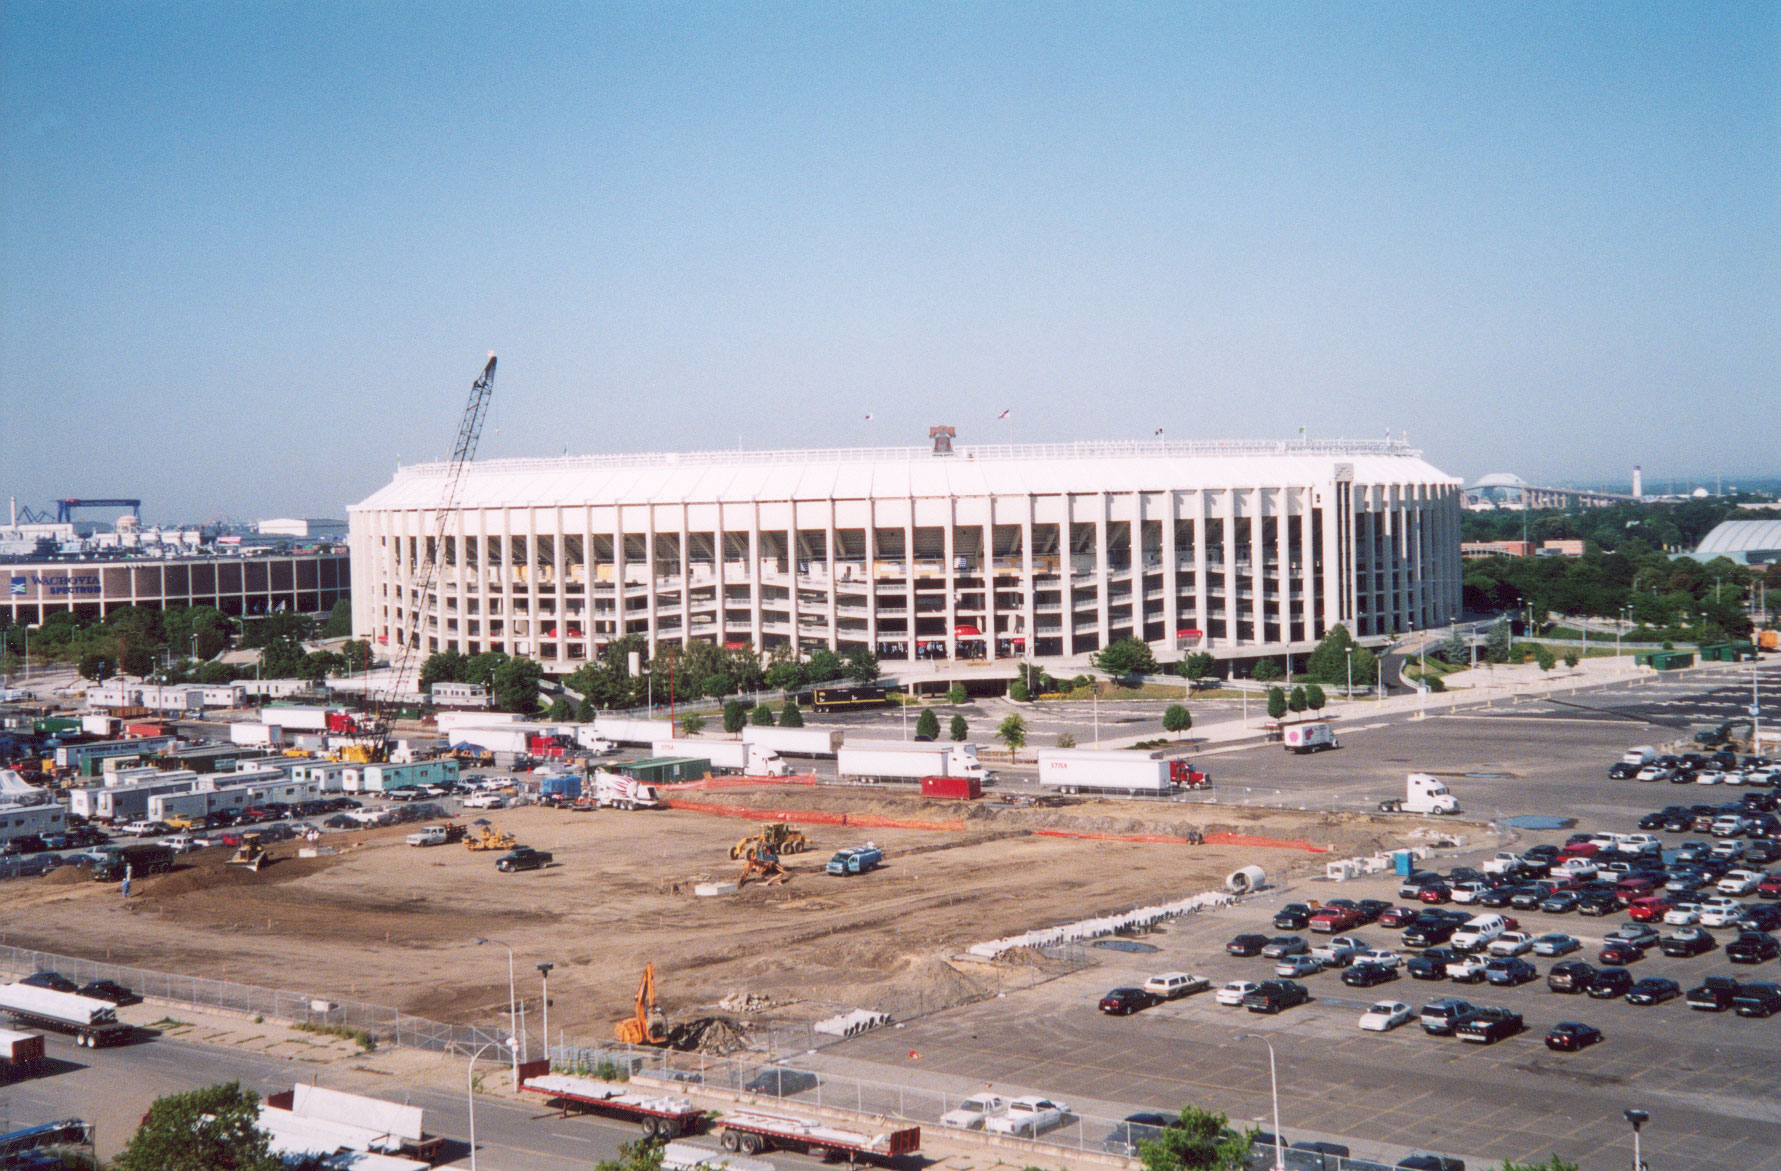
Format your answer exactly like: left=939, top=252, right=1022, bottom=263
left=718, top=1110, right=920, bottom=1164
left=0, top=986, right=133, bottom=1048
left=518, top=1061, right=706, bottom=1137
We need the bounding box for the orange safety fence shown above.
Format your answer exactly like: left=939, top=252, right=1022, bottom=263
left=659, top=799, right=962, bottom=832
left=655, top=775, right=820, bottom=791
left=1034, top=829, right=1197, bottom=845
left=1202, top=832, right=1328, bottom=853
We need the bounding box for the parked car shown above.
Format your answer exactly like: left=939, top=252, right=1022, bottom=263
left=1598, top=942, right=1643, bottom=966
left=941, top=1094, right=1009, bottom=1131
left=1544, top=1021, right=1604, bottom=1052
left=1099, top=1112, right=1179, bottom=1157
left=494, top=846, right=553, bottom=872
left=1342, top=964, right=1399, bottom=989
left=1273, top=955, right=1325, bottom=979
left=1660, top=927, right=1718, bottom=958
left=1098, top=987, right=1161, bottom=1015
left=1486, top=932, right=1535, bottom=957
left=1215, top=981, right=1259, bottom=1007
left=1445, top=955, right=1489, bottom=984
left=1686, top=976, right=1744, bottom=1012
left=1272, top=904, right=1313, bottom=930
left=1358, top=1000, right=1416, bottom=1031
left=1531, top=933, right=1581, bottom=957
left=1456, top=1008, right=1523, bottom=1044
left=1225, top=934, right=1269, bottom=957
left=1485, top=958, right=1538, bottom=987
left=1732, top=983, right=1781, bottom=1018
left=1604, top=923, right=1661, bottom=950
left=1397, top=1154, right=1465, bottom=1171
left=1260, top=936, right=1309, bottom=959
left=77, top=979, right=141, bottom=1006
left=20, top=971, right=78, bottom=993
left=1417, top=998, right=1477, bottom=1036
left=986, top=1097, right=1071, bottom=1137
left=1142, top=972, right=1210, bottom=1001
left=1241, top=980, right=1310, bottom=1014
left=1310, top=937, right=1367, bottom=969
left=1587, top=968, right=1634, bottom=999
left=1407, top=948, right=1461, bottom=980
left=1725, top=932, right=1781, bottom=964
left=1626, top=977, right=1681, bottom=1006
left=742, top=1068, right=819, bottom=1097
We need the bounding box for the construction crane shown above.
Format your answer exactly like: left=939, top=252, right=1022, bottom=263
left=615, top=962, right=669, bottom=1046
left=352, top=354, right=498, bottom=759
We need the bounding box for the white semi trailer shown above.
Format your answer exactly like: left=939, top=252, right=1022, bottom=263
left=1036, top=750, right=1173, bottom=795
left=742, top=726, right=844, bottom=757
left=590, top=717, right=676, bottom=747
left=1378, top=773, right=1461, bottom=815
left=837, top=742, right=987, bottom=783
left=651, top=740, right=790, bottom=776
left=0, top=984, right=133, bottom=1048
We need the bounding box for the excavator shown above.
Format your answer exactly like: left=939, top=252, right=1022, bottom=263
left=615, top=962, right=669, bottom=1047
left=728, top=822, right=809, bottom=861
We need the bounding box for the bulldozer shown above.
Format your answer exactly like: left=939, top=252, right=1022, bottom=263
left=464, top=825, right=517, bottom=852
left=615, top=962, right=669, bottom=1047
left=227, top=833, right=269, bottom=872
left=736, top=840, right=789, bottom=887
left=728, top=822, right=809, bottom=861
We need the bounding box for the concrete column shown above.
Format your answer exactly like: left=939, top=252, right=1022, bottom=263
left=903, top=511, right=916, bottom=665
left=1192, top=492, right=1210, bottom=649
left=679, top=506, right=692, bottom=650
left=865, top=498, right=878, bottom=657
left=943, top=501, right=957, bottom=661
left=1096, top=493, right=1111, bottom=650
left=1274, top=486, right=1290, bottom=651
left=826, top=498, right=838, bottom=652
left=1021, top=496, right=1035, bottom=662
left=749, top=503, right=763, bottom=652
left=1221, top=490, right=1238, bottom=650
left=982, top=516, right=997, bottom=663
left=1162, top=491, right=1179, bottom=657
left=1248, top=489, right=1265, bottom=651
left=612, top=512, right=625, bottom=654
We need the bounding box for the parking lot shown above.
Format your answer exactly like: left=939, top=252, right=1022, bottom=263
left=816, top=665, right=1781, bottom=1171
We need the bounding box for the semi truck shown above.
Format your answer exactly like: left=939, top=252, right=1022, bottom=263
left=741, top=726, right=844, bottom=757
left=0, top=1027, right=45, bottom=1079
left=837, top=742, right=987, bottom=783
left=0, top=984, right=133, bottom=1047
left=518, top=1060, right=706, bottom=1137
left=651, top=739, right=791, bottom=777
left=1378, top=773, right=1461, bottom=815
left=590, top=717, right=676, bottom=747
left=1281, top=722, right=1339, bottom=753
left=1036, top=750, right=1180, bottom=795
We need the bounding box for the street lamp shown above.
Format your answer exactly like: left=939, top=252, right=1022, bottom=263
left=537, top=962, right=555, bottom=1071
left=466, top=1037, right=515, bottom=1171
left=1236, top=1034, right=1286, bottom=1171
left=1344, top=646, right=1353, bottom=699
left=474, top=937, right=519, bottom=1084
left=1624, top=1108, right=1649, bottom=1171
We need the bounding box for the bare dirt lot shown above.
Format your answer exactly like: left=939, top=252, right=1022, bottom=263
left=4, top=789, right=1431, bottom=1042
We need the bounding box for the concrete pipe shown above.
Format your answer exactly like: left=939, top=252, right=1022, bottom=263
left=1225, top=865, right=1267, bottom=894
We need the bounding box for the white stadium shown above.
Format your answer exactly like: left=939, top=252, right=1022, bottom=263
left=348, top=435, right=1462, bottom=674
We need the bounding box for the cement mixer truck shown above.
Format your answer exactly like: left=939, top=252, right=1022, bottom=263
left=1378, top=773, right=1461, bottom=815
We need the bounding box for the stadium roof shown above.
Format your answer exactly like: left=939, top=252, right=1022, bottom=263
left=352, top=440, right=1457, bottom=512
left=1692, top=519, right=1781, bottom=565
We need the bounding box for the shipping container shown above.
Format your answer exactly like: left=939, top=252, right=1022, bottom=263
left=920, top=774, right=982, bottom=800
left=122, top=723, right=167, bottom=738
left=616, top=757, right=711, bottom=784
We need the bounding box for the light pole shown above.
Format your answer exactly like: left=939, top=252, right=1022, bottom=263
left=1345, top=646, right=1353, bottom=700
left=1236, top=1033, right=1286, bottom=1171
left=474, top=937, right=519, bottom=1085
left=466, top=1037, right=514, bottom=1171
left=1624, top=1108, right=1648, bottom=1171
left=537, top=962, right=554, bottom=1070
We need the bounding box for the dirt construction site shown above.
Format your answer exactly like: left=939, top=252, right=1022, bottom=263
left=1, top=786, right=1431, bottom=1043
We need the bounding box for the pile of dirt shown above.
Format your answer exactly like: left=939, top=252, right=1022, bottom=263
left=36, top=866, right=88, bottom=887
left=135, top=856, right=335, bottom=899
left=668, top=1014, right=752, bottom=1054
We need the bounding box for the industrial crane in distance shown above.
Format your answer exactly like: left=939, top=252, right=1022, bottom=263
left=342, top=353, right=497, bottom=763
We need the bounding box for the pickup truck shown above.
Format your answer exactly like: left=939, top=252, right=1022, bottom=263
left=1456, top=1008, right=1523, bottom=1043
left=406, top=825, right=464, bottom=847
left=1241, top=980, right=1309, bottom=1014
left=984, top=1096, right=1071, bottom=1137
left=939, top=1094, right=1007, bottom=1130
left=1687, top=976, right=1743, bottom=1012
left=496, top=847, right=553, bottom=873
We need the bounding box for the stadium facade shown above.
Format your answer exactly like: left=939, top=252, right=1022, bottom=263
left=348, top=438, right=1462, bottom=673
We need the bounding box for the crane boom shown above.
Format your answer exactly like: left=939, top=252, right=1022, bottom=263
left=361, top=354, right=497, bottom=749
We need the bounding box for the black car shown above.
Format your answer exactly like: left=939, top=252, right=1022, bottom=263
left=1660, top=929, right=1717, bottom=958
left=1475, top=886, right=1519, bottom=909
left=1098, top=987, right=1161, bottom=1015
left=742, top=1068, right=819, bottom=1096
left=0, top=834, right=48, bottom=856
left=1725, top=932, right=1781, bottom=964
left=1545, top=1021, right=1604, bottom=1052
left=1397, top=1155, right=1465, bottom=1171
left=1548, top=961, right=1598, bottom=994
left=1354, top=899, right=1392, bottom=924
left=1587, top=968, right=1634, bottom=999
left=1377, top=904, right=1422, bottom=928
left=1611, top=762, right=1641, bottom=780
left=495, top=846, right=553, bottom=872
left=1241, top=980, right=1310, bottom=1014
left=1226, top=933, right=1269, bottom=957
left=1408, top=948, right=1461, bottom=980
left=1627, top=977, right=1681, bottom=1006
left=1272, top=904, right=1312, bottom=931
left=322, top=814, right=357, bottom=829
left=1342, top=964, right=1399, bottom=988
left=1456, top=1008, right=1523, bottom=1044
left=1403, top=920, right=1459, bottom=948
left=1576, top=893, right=1621, bottom=916
left=1736, top=905, right=1781, bottom=933
left=78, top=979, right=142, bottom=1006
left=1101, top=1114, right=1180, bottom=1158
left=1399, top=872, right=1444, bottom=899
left=20, top=971, right=79, bottom=993
left=1732, top=983, right=1781, bottom=1018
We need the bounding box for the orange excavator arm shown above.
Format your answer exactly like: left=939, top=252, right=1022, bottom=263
left=616, top=962, right=669, bottom=1046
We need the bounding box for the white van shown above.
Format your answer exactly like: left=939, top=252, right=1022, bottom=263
left=1621, top=746, right=1657, bottom=766
left=1450, top=914, right=1509, bottom=953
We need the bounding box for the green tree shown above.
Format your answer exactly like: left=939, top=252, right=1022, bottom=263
left=419, top=650, right=467, bottom=690
left=340, top=639, right=373, bottom=673
left=1266, top=686, right=1288, bottom=721
left=1163, top=703, right=1192, bottom=739
left=548, top=695, right=576, bottom=721
left=576, top=696, right=595, bottom=722
left=764, top=646, right=806, bottom=693
left=1484, top=619, right=1512, bottom=663
left=804, top=647, right=843, bottom=683
left=749, top=702, right=776, bottom=726
left=779, top=698, right=804, bottom=727
left=1302, top=624, right=1366, bottom=685
left=722, top=700, right=747, bottom=734
left=915, top=708, right=940, bottom=740
left=1304, top=683, right=1326, bottom=712
left=1562, top=650, right=1579, bottom=668
left=78, top=651, right=113, bottom=682
left=1251, top=657, right=1283, bottom=682
left=593, top=1136, right=667, bottom=1171
left=114, top=1081, right=282, bottom=1171
left=1178, top=652, right=1216, bottom=681
left=949, top=713, right=969, bottom=741
left=1009, top=677, right=1030, bottom=702
left=321, top=598, right=354, bottom=638
left=996, top=713, right=1027, bottom=751
left=1491, top=1158, right=1580, bottom=1171
left=946, top=682, right=969, bottom=705
left=844, top=647, right=880, bottom=686
left=1534, top=644, right=1557, bottom=673
left=1288, top=685, right=1308, bottom=714
left=197, top=661, right=236, bottom=684
left=1138, top=1105, right=1257, bottom=1171
left=1438, top=629, right=1469, bottom=665
left=680, top=713, right=706, bottom=736
left=492, top=657, right=544, bottom=713
left=1056, top=732, right=1077, bottom=749
left=1094, top=637, right=1159, bottom=676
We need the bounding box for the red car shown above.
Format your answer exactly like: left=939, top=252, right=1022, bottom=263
left=1614, top=877, right=1662, bottom=905
left=1417, top=884, right=1453, bottom=904
left=1626, top=897, right=1673, bottom=923
left=1558, top=841, right=1602, bottom=859
left=1758, top=874, right=1781, bottom=900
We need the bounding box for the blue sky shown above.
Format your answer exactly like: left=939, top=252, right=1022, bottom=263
left=3, top=2, right=1776, bottom=522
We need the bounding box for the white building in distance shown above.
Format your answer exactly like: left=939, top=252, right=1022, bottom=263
left=348, top=436, right=1462, bottom=672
